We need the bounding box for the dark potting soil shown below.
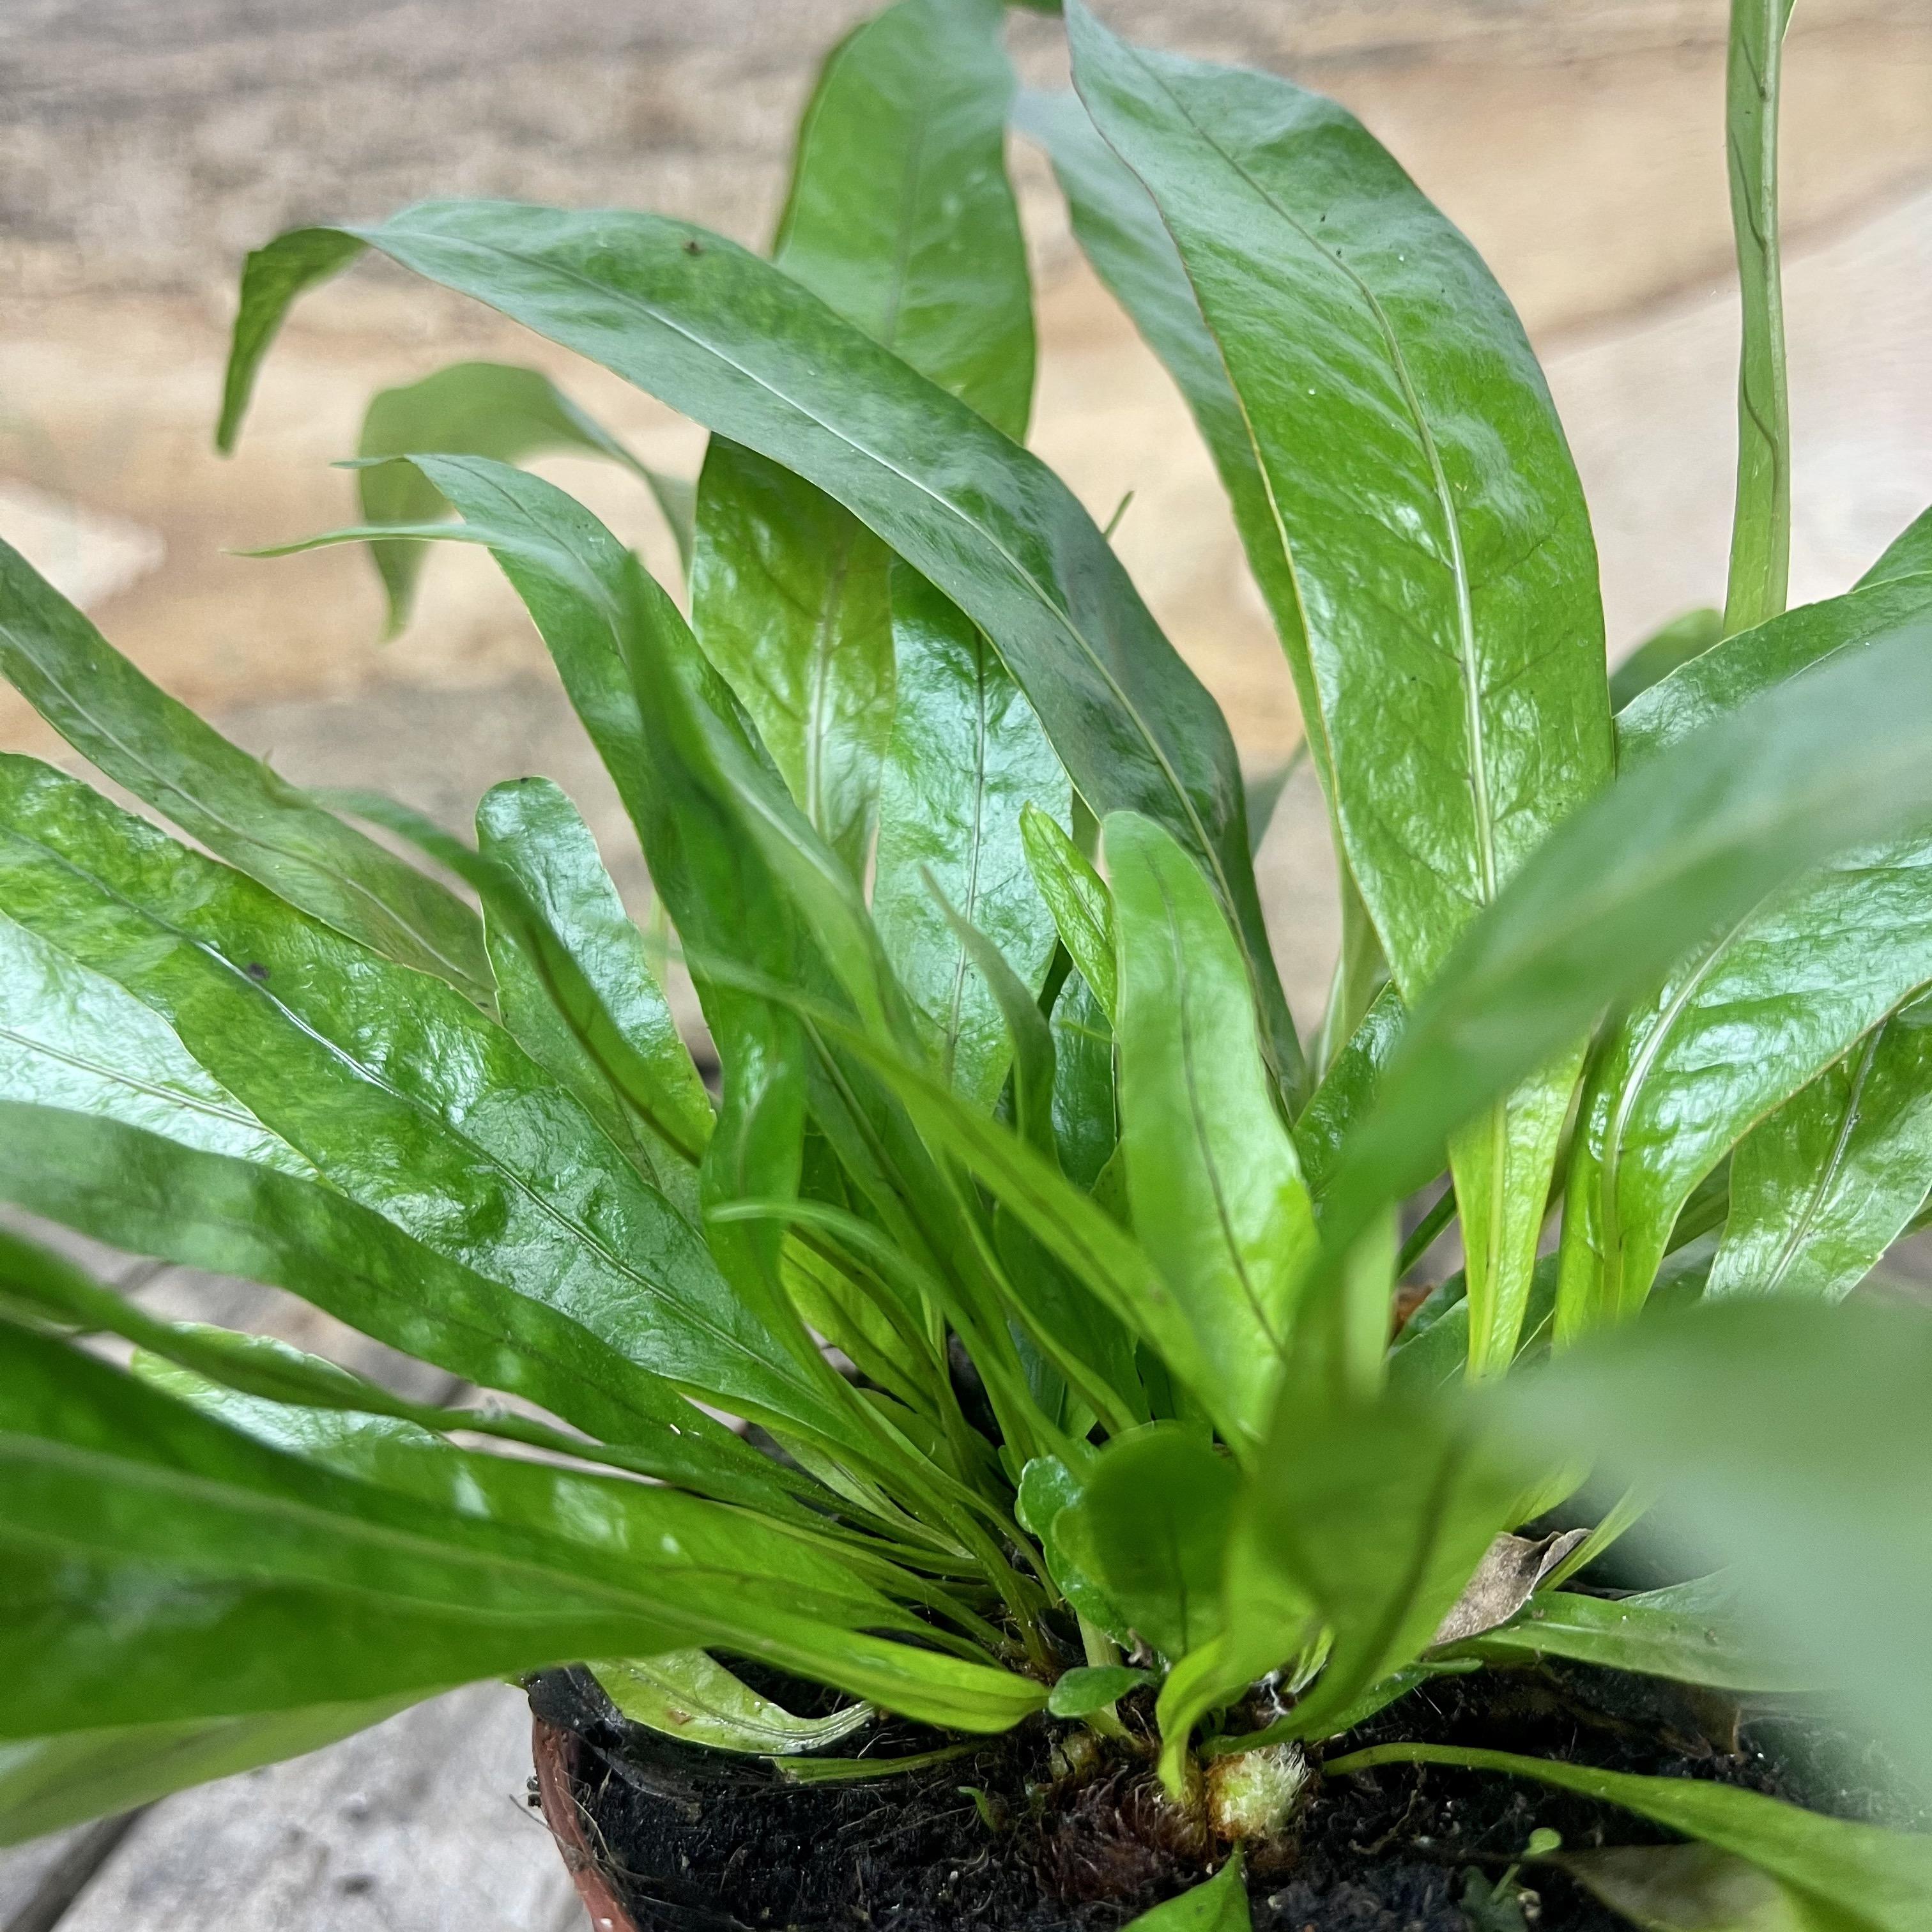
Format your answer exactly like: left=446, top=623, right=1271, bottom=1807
left=527, top=1658, right=1913, bottom=1932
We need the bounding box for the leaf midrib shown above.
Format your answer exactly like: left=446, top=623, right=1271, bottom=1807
left=0, top=616, right=486, bottom=996
left=1101, top=48, right=1500, bottom=924
left=365, top=218, right=1242, bottom=944
left=6, top=823, right=819, bottom=1414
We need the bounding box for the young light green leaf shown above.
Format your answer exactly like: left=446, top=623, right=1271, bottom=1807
left=217, top=201, right=1300, bottom=1103
left=1316, top=612, right=1932, bottom=1273
left=1020, top=802, right=1117, bottom=1027
left=356, top=358, right=692, bottom=632
left=590, top=1655, right=873, bottom=1756
left=1046, top=1664, right=1155, bottom=1719
left=475, top=775, right=714, bottom=1163
left=0, top=908, right=313, bottom=1176
left=1065, top=4, right=1612, bottom=1370
left=1230, top=1381, right=1522, bottom=1743
left=751, top=977, right=1232, bottom=1438
left=875, top=569, right=1070, bottom=1109
left=1108, top=812, right=1315, bottom=1438
left=0, top=1699, right=416, bottom=1848
left=1609, top=608, right=1724, bottom=712
left=1054, top=1424, right=1238, bottom=1660
left=0, top=537, right=490, bottom=1002
left=1119, top=1853, right=1250, bottom=1932
left=1721, top=0, right=1794, bottom=636
left=1707, top=1000, right=1932, bottom=1302
left=1324, top=1743, right=1931, bottom=1932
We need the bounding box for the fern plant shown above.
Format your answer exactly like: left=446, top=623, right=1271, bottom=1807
left=5, top=0, right=1932, bottom=1924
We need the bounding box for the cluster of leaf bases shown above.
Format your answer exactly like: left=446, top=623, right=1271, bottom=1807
left=5, top=0, right=1932, bottom=1922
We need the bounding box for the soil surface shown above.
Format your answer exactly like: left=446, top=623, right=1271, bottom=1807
left=528, top=1655, right=1906, bottom=1932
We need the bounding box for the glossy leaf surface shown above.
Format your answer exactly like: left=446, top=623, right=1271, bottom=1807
left=1317, top=613, right=1932, bottom=1270
left=1066, top=4, right=1611, bottom=1366
left=0, top=537, right=489, bottom=1001
left=1020, top=802, right=1117, bottom=1027
left=356, top=358, right=692, bottom=632
left=1618, top=577, right=1932, bottom=770
left=1108, top=813, right=1314, bottom=1438
left=1454, top=1576, right=1809, bottom=1692
left=475, top=775, right=713, bottom=1163
left=0, top=1324, right=1043, bottom=1736
left=874, top=567, right=1068, bottom=1108
left=0, top=908, right=312, bottom=1175
left=590, top=1654, right=873, bottom=1756
left=0, top=755, right=852, bottom=1450
left=218, top=201, right=1299, bottom=1099
left=691, top=0, right=1030, bottom=875
left=1707, top=1000, right=1932, bottom=1301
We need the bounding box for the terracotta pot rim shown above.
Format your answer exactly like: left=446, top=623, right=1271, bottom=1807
left=533, top=1713, right=641, bottom=1932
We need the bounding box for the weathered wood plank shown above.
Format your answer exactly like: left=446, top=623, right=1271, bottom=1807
left=53, top=1685, right=583, bottom=1932
left=0, top=1818, right=142, bottom=1932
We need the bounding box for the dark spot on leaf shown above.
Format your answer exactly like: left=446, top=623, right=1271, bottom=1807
left=245, top=962, right=270, bottom=981
left=682, top=238, right=703, bottom=256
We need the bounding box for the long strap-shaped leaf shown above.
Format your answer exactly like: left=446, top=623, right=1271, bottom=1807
left=0, top=1101, right=796, bottom=1512
left=1064, top=7, right=1613, bottom=1372
left=0, top=1326, right=1046, bottom=1739
left=694, top=0, right=1035, bottom=878
left=0, top=755, right=858, bottom=1455
left=1315, top=612, right=1932, bottom=1275
left=1705, top=995, right=1932, bottom=1303
left=0, top=539, right=491, bottom=1002
left=215, top=201, right=1300, bottom=1099
left=356, top=359, right=694, bottom=634
left=1108, top=811, right=1315, bottom=1441
left=0, top=908, right=313, bottom=1176
left=262, top=461, right=1054, bottom=1485
left=1561, top=573, right=1932, bottom=1330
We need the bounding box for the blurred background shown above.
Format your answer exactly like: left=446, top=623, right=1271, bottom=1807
left=4, top=0, right=1930, bottom=1020
left=0, top=7, right=1928, bottom=1927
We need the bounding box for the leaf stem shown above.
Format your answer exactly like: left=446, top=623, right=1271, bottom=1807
left=1721, top=0, right=1794, bottom=636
